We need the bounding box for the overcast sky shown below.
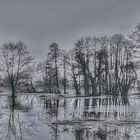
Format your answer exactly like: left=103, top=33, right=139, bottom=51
left=0, top=0, right=140, bottom=61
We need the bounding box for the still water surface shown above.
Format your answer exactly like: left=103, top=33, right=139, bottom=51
left=0, top=94, right=140, bottom=140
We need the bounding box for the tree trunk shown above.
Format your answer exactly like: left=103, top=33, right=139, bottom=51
left=63, top=58, right=67, bottom=94
left=55, top=51, right=59, bottom=93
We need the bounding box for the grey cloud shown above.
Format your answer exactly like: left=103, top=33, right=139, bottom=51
left=0, top=0, right=139, bottom=61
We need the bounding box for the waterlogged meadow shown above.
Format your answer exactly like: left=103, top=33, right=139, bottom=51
left=0, top=94, right=140, bottom=140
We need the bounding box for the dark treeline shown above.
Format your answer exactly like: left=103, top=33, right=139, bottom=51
left=37, top=35, right=136, bottom=96
left=36, top=23, right=140, bottom=96
left=1, top=23, right=140, bottom=96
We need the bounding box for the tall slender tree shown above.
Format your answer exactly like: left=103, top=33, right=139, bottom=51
left=48, top=43, right=61, bottom=93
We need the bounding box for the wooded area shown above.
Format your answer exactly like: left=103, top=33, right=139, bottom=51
left=1, top=23, right=140, bottom=96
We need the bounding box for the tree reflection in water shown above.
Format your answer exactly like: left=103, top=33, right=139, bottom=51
left=2, top=95, right=35, bottom=140
left=40, top=95, right=136, bottom=140
left=0, top=94, right=139, bottom=140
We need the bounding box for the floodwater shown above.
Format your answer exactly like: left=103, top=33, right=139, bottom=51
left=0, top=94, right=140, bottom=140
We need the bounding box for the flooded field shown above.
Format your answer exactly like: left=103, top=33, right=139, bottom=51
left=0, top=94, right=140, bottom=140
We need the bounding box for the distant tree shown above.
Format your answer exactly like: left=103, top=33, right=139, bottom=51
left=108, top=34, right=137, bottom=95
left=22, top=64, right=37, bottom=93
left=61, top=50, right=69, bottom=94
left=129, top=23, right=140, bottom=43
left=67, top=50, right=81, bottom=95
left=48, top=43, right=61, bottom=93
left=1, top=41, right=33, bottom=97
left=44, top=60, right=55, bottom=93
left=129, top=23, right=140, bottom=89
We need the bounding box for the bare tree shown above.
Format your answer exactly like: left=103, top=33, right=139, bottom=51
left=1, top=41, right=33, bottom=97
